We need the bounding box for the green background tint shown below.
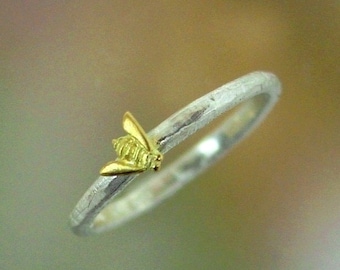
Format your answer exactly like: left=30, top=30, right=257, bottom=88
left=1, top=1, right=339, bottom=269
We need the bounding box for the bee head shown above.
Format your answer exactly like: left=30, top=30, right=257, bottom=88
left=152, top=153, right=163, bottom=171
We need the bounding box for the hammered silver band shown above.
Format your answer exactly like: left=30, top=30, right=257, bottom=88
left=69, top=71, right=281, bottom=236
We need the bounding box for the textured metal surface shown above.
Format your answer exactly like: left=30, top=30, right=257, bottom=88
left=69, top=71, right=281, bottom=236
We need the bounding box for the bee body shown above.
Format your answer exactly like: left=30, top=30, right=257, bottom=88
left=113, top=135, right=155, bottom=169
left=100, top=112, right=163, bottom=176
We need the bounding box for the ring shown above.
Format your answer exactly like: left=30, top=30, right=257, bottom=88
left=69, top=71, right=281, bottom=236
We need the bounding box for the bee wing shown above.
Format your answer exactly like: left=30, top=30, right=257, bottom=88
left=100, top=159, right=145, bottom=176
left=122, top=111, right=153, bottom=151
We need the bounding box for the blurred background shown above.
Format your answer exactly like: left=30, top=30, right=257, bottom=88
left=1, top=1, right=339, bottom=269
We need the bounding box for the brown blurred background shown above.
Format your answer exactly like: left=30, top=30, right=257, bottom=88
left=1, top=1, right=339, bottom=269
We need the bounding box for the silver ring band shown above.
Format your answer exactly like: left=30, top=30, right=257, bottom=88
left=69, top=71, right=281, bottom=236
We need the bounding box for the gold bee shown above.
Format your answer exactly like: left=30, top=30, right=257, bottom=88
left=100, top=112, right=163, bottom=176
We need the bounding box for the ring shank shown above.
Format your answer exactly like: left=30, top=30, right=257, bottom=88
left=69, top=71, right=281, bottom=236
